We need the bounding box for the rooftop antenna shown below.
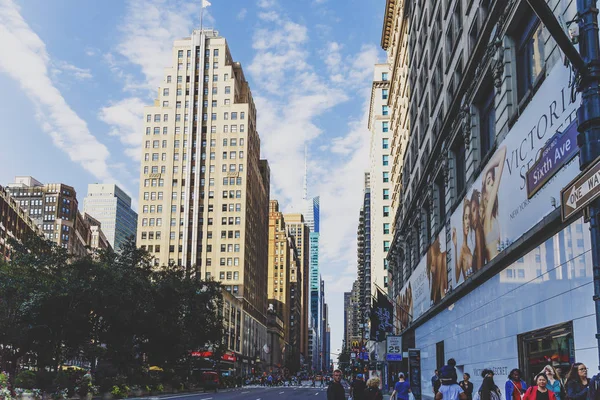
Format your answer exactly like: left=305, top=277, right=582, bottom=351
left=303, top=142, right=308, bottom=200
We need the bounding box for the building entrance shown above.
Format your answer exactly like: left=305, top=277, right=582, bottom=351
left=518, top=322, right=574, bottom=384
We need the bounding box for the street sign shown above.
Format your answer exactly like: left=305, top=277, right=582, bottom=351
left=561, top=156, right=600, bottom=221
left=527, top=119, right=578, bottom=199
left=386, top=335, right=402, bottom=361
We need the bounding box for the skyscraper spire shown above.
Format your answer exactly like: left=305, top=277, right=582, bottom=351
left=303, top=142, right=308, bottom=200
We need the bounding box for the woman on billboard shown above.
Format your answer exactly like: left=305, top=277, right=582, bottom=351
left=470, top=189, right=487, bottom=272
left=428, top=237, right=447, bottom=303
left=453, top=198, right=473, bottom=282
left=481, top=146, right=506, bottom=261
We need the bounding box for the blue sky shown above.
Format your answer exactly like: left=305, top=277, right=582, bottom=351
left=0, top=0, right=385, bottom=355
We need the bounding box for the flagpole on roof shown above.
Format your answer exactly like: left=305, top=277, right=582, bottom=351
left=201, top=0, right=211, bottom=31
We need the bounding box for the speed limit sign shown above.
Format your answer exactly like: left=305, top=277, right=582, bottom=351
left=386, top=336, right=402, bottom=361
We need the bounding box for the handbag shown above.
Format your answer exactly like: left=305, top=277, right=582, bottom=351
left=409, top=392, right=416, bottom=400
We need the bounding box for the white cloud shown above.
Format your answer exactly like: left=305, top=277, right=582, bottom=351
left=237, top=8, right=248, bottom=20
left=98, top=97, right=146, bottom=160
left=54, top=60, right=93, bottom=80
left=0, top=0, right=115, bottom=182
left=257, top=0, right=277, bottom=9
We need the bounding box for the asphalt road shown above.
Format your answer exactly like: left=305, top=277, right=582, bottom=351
left=131, top=383, right=354, bottom=400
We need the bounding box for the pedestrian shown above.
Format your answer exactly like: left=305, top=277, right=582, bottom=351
left=522, top=374, right=557, bottom=400
left=350, top=374, right=367, bottom=400
left=480, top=369, right=502, bottom=400
left=436, top=381, right=467, bottom=400
left=327, top=369, right=346, bottom=400
left=364, top=377, right=384, bottom=400
left=565, top=363, right=589, bottom=400
left=391, top=372, right=411, bottom=400
left=433, top=370, right=441, bottom=395
left=506, top=369, right=528, bottom=400
left=441, top=359, right=459, bottom=386
left=541, top=365, right=564, bottom=400
left=460, top=373, right=474, bottom=400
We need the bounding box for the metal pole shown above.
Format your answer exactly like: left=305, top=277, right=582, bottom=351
left=526, top=0, right=600, bottom=371
left=575, top=0, right=600, bottom=372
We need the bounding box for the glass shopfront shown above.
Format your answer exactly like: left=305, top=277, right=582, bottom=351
left=518, top=322, right=574, bottom=384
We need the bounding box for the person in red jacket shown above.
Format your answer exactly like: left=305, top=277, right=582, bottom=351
left=523, top=374, right=557, bottom=400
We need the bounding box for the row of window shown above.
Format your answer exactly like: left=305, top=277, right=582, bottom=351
left=220, top=271, right=239, bottom=280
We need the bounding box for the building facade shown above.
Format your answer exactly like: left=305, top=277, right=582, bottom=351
left=284, top=213, right=310, bottom=368
left=382, top=0, right=598, bottom=394
left=6, top=177, right=109, bottom=256
left=357, top=173, right=372, bottom=322
left=83, top=183, right=137, bottom=251
left=368, top=64, right=393, bottom=296
left=0, top=185, right=43, bottom=260
left=303, top=195, right=321, bottom=371
left=266, top=200, right=302, bottom=372
left=135, top=30, right=270, bottom=335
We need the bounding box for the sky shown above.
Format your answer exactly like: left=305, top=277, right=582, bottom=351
left=0, top=0, right=386, bottom=357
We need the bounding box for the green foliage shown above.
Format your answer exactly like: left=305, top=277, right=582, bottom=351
left=15, top=370, right=37, bottom=390
left=0, top=235, right=225, bottom=392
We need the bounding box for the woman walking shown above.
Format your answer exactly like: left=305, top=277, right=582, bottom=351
left=480, top=369, right=502, bottom=400
left=364, top=377, right=384, bottom=400
left=542, top=365, right=564, bottom=400
left=523, top=374, right=557, bottom=400
left=506, top=369, right=528, bottom=400
left=565, top=363, right=589, bottom=400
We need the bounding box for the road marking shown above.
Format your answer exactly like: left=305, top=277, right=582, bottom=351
left=279, top=391, right=285, bottom=394
left=242, top=391, right=249, bottom=394
left=155, top=394, right=214, bottom=400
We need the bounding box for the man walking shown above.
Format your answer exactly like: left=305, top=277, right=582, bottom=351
left=328, top=369, right=346, bottom=400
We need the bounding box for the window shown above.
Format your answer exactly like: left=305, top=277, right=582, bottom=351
left=453, top=138, right=466, bottom=195
left=383, top=223, right=390, bottom=234
left=382, top=155, right=389, bottom=166
left=383, top=241, right=390, bottom=251
left=225, top=86, right=231, bottom=94
left=478, top=80, right=496, bottom=158
left=383, top=189, right=390, bottom=200
left=516, top=9, right=545, bottom=102
left=436, top=175, right=446, bottom=223
left=382, top=72, right=389, bottom=81
left=382, top=121, right=389, bottom=132
left=383, top=172, right=390, bottom=183
left=382, top=138, right=389, bottom=149
left=382, top=105, right=389, bottom=116
left=166, top=75, right=171, bottom=83
left=163, top=88, right=169, bottom=96
left=213, top=48, right=219, bottom=57
left=382, top=89, right=388, bottom=99
left=383, top=206, right=390, bottom=217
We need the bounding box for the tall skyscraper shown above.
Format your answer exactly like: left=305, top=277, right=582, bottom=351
left=136, top=30, right=270, bottom=328
left=83, top=183, right=137, bottom=251
left=284, top=213, right=310, bottom=367
left=368, top=64, right=392, bottom=296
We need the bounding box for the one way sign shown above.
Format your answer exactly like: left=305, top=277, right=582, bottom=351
left=561, top=156, right=600, bottom=221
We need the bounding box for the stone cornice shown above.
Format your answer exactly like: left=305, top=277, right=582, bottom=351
left=381, top=0, right=398, bottom=50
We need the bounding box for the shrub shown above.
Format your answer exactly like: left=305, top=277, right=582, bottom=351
left=15, top=371, right=37, bottom=390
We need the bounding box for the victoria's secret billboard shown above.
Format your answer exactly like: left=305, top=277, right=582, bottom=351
left=396, top=62, right=582, bottom=325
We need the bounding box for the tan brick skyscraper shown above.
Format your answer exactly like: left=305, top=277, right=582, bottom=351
left=136, top=29, right=270, bottom=325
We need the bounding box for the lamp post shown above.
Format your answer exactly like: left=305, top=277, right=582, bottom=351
left=522, top=0, right=600, bottom=370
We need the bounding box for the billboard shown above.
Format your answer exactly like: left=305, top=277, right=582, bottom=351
left=450, top=62, right=579, bottom=289
left=395, top=230, right=447, bottom=327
